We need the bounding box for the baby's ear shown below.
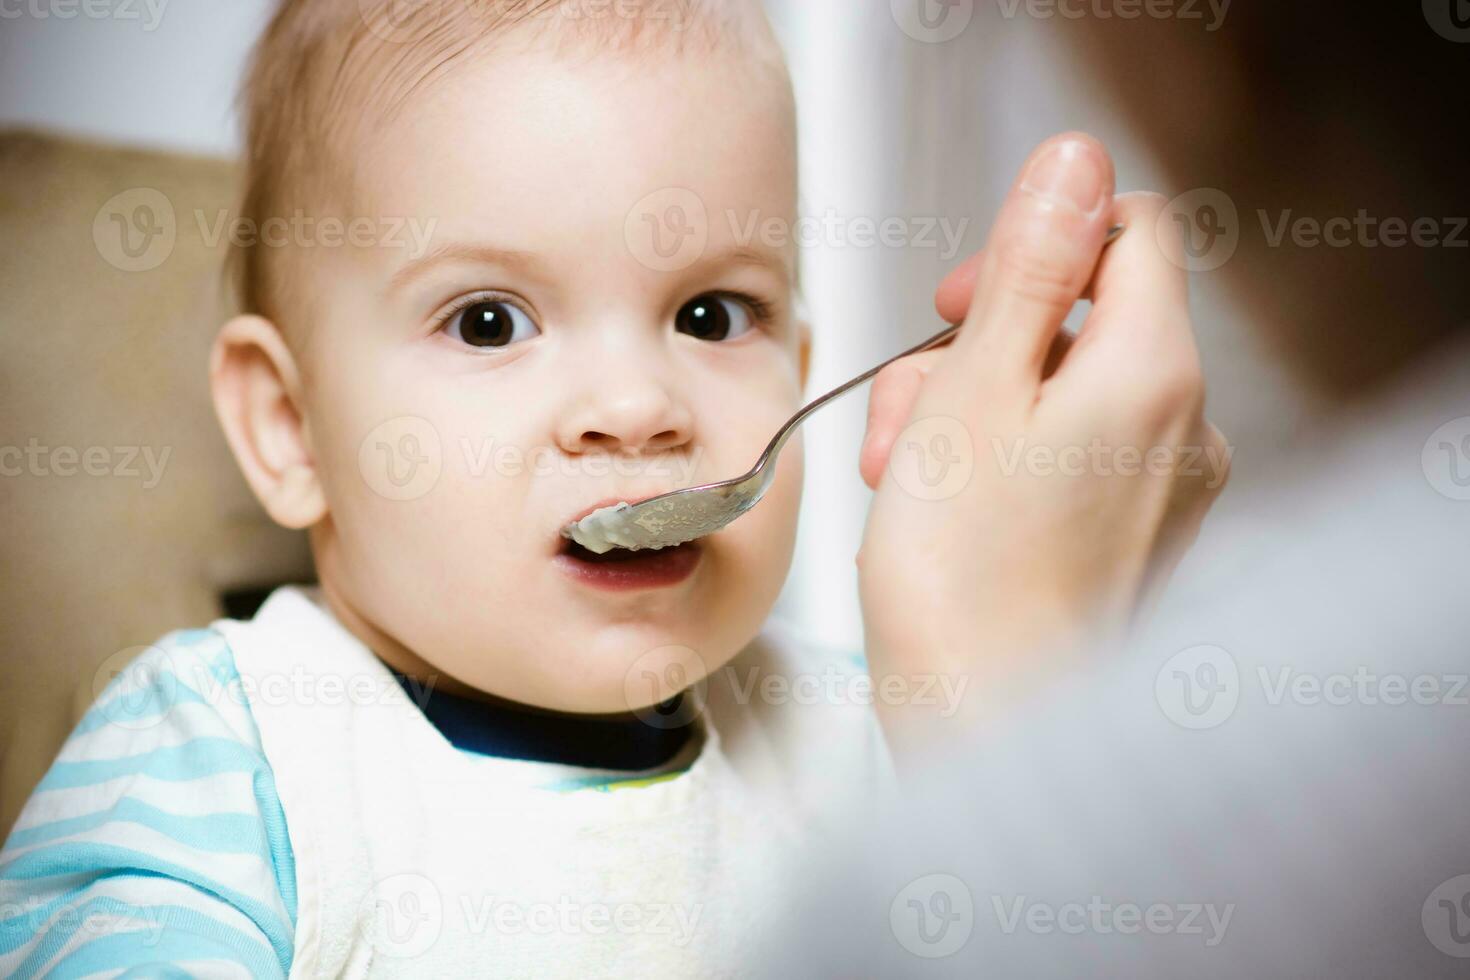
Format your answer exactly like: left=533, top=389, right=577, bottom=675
left=209, top=315, right=326, bottom=530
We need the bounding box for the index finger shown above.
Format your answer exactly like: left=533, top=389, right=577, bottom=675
left=1052, top=192, right=1198, bottom=390
left=935, top=252, right=983, bottom=325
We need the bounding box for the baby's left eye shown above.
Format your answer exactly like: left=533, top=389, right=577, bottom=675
left=675, top=294, right=754, bottom=343
left=445, top=298, right=541, bottom=351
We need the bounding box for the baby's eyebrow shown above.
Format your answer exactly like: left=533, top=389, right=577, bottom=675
left=388, top=241, right=790, bottom=293
left=389, top=242, right=544, bottom=292
left=693, top=245, right=791, bottom=289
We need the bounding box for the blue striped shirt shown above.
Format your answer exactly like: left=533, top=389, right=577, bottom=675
left=0, top=629, right=296, bottom=978
left=0, top=625, right=702, bottom=976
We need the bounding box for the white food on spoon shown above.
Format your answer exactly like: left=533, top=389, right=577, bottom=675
left=563, top=503, right=641, bottom=555
left=563, top=490, right=752, bottom=554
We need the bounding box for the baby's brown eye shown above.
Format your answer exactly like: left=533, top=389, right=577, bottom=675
left=447, top=300, right=539, bottom=350
left=675, top=295, right=752, bottom=342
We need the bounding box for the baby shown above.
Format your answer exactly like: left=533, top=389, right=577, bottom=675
left=1, top=0, right=1227, bottom=974
left=0, top=1, right=885, bottom=975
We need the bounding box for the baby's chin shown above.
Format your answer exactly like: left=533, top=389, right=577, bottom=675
left=344, top=504, right=792, bottom=712
left=429, top=620, right=748, bottom=716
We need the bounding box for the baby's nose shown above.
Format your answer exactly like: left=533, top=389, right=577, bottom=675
left=555, top=382, right=694, bottom=456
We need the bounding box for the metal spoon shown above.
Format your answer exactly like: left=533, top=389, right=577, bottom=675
left=563, top=224, right=1126, bottom=554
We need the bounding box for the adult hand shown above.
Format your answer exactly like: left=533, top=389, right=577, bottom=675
left=856, top=133, right=1230, bottom=757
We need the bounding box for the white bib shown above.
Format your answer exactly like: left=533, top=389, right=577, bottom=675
left=214, top=586, right=889, bottom=978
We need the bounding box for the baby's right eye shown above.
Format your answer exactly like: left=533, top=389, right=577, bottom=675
left=444, top=298, right=541, bottom=351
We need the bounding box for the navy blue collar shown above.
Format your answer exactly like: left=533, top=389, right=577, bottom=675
left=392, top=673, right=692, bottom=771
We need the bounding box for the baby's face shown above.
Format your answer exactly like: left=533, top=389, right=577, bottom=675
left=297, top=35, right=806, bottom=712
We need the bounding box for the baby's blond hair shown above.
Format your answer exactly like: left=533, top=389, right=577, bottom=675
left=230, top=0, right=785, bottom=326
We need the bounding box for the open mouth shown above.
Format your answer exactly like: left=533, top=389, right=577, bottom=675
left=554, top=497, right=703, bottom=590
left=562, top=538, right=661, bottom=563
left=554, top=535, right=703, bottom=590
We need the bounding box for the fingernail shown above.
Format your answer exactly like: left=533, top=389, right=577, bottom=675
left=1020, top=140, right=1106, bottom=217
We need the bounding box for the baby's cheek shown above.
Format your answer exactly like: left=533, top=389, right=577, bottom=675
left=763, top=442, right=805, bottom=567
left=712, top=437, right=803, bottom=610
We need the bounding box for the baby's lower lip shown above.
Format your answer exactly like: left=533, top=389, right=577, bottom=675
left=554, top=540, right=702, bottom=592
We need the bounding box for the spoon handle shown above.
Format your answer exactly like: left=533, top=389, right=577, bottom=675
left=753, top=223, right=1126, bottom=472
left=753, top=324, right=958, bottom=469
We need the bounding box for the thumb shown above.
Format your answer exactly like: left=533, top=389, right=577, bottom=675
left=859, top=350, right=943, bottom=490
